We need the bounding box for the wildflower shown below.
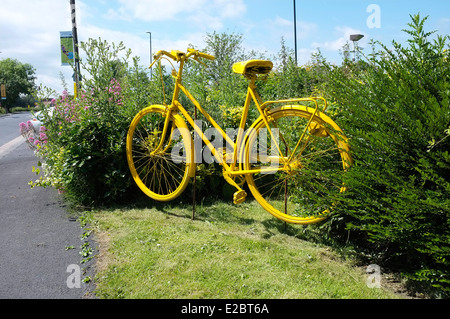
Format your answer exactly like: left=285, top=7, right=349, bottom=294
left=39, top=132, right=48, bottom=141
left=27, top=120, right=34, bottom=130
left=19, top=122, right=27, bottom=134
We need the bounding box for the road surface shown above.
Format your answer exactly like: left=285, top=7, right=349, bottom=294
left=0, top=112, right=95, bottom=298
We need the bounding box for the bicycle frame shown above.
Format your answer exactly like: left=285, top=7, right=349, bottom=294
left=128, top=49, right=352, bottom=221
left=152, top=52, right=329, bottom=181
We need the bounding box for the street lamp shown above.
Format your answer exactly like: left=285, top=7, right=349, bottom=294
left=293, top=0, right=298, bottom=66
left=146, top=31, right=152, bottom=79
left=350, top=34, right=364, bottom=62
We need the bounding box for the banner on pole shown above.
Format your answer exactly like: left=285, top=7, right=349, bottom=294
left=60, top=31, right=74, bottom=66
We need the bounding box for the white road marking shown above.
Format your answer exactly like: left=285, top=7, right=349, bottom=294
left=0, top=136, right=25, bottom=159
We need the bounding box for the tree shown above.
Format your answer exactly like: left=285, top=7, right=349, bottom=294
left=0, top=58, right=36, bottom=113
left=79, top=38, right=131, bottom=92
left=320, top=14, right=450, bottom=295
left=182, top=32, right=261, bottom=123
left=203, top=31, right=245, bottom=83
left=278, top=37, right=294, bottom=72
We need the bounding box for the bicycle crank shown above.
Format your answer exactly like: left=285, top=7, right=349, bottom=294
left=223, top=171, right=248, bottom=204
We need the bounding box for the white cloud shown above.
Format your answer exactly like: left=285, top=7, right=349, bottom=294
left=113, top=0, right=206, bottom=22
left=213, top=0, right=246, bottom=19
left=0, top=0, right=71, bottom=55
left=80, top=25, right=205, bottom=64
left=0, top=0, right=209, bottom=95
left=0, top=0, right=76, bottom=93
left=109, top=0, right=246, bottom=29
left=0, top=0, right=362, bottom=95
left=273, top=16, right=317, bottom=40
left=311, top=26, right=364, bottom=52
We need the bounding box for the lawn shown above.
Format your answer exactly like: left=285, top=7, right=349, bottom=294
left=89, top=199, right=403, bottom=299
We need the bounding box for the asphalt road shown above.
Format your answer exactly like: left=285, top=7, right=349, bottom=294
left=0, top=112, right=94, bottom=299
left=0, top=112, right=31, bottom=146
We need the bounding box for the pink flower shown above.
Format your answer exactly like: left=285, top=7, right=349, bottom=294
left=19, top=122, right=27, bottom=134
left=39, top=132, right=48, bottom=140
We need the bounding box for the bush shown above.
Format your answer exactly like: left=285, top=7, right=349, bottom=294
left=31, top=39, right=150, bottom=205
left=320, top=14, right=450, bottom=295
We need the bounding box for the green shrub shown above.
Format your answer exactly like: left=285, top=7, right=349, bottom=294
left=32, top=39, right=151, bottom=205
left=320, top=14, right=450, bottom=295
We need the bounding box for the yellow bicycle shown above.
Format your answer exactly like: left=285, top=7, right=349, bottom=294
left=126, top=49, right=352, bottom=225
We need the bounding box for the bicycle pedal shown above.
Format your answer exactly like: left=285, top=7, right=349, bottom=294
left=233, top=190, right=247, bottom=205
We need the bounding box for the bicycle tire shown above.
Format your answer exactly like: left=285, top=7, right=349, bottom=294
left=126, top=105, right=194, bottom=201
left=242, top=105, right=351, bottom=225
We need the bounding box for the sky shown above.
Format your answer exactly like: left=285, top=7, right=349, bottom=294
left=1, top=0, right=449, bottom=95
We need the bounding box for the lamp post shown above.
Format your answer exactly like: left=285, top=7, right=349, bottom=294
left=350, top=34, right=364, bottom=62
left=293, top=0, right=298, bottom=66
left=70, top=0, right=81, bottom=98
left=147, top=31, right=152, bottom=80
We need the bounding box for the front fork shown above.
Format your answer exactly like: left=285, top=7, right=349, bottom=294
left=150, top=105, right=177, bottom=156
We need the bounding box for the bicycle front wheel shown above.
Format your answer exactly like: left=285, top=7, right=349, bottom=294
left=126, top=105, right=194, bottom=202
left=243, top=105, right=351, bottom=225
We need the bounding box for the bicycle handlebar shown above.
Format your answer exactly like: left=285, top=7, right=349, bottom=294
left=187, top=48, right=215, bottom=61
left=153, top=50, right=176, bottom=61
left=151, top=49, right=215, bottom=68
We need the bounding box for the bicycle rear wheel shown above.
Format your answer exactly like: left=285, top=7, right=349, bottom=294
left=126, top=105, right=194, bottom=201
left=243, top=105, right=351, bottom=225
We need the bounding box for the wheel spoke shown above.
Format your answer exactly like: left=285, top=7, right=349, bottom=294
left=244, top=106, right=350, bottom=224
left=126, top=107, right=191, bottom=200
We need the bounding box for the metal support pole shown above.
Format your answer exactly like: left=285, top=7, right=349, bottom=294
left=147, top=32, right=153, bottom=80
left=70, top=0, right=81, bottom=98
left=192, top=106, right=197, bottom=220
left=293, top=0, right=298, bottom=66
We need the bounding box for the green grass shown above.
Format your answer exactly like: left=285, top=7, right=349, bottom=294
left=90, top=199, right=403, bottom=299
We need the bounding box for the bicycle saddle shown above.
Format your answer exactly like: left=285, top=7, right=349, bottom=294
left=232, top=60, right=273, bottom=76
